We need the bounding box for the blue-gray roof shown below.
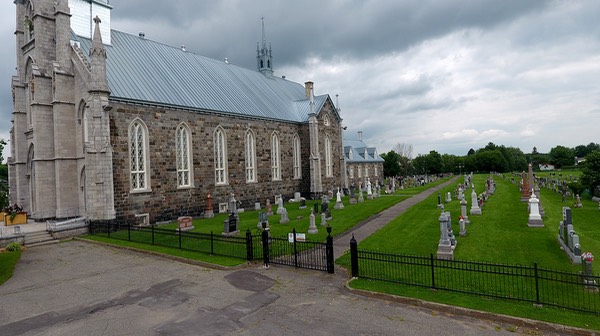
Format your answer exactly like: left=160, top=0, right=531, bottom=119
left=73, top=30, right=329, bottom=123
left=344, top=139, right=384, bottom=163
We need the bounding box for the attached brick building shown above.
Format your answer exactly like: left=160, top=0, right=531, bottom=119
left=9, top=0, right=347, bottom=224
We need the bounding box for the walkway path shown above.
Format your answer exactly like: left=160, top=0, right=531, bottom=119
left=333, top=176, right=459, bottom=258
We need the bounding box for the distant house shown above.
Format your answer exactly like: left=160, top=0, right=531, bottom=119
left=576, top=157, right=586, bottom=165
left=343, top=132, right=384, bottom=188
left=539, top=164, right=555, bottom=171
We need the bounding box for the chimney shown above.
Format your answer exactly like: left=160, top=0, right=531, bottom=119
left=139, top=32, right=145, bottom=38
left=305, top=81, right=314, bottom=98
left=358, top=131, right=363, bottom=141
left=181, top=45, right=186, bottom=51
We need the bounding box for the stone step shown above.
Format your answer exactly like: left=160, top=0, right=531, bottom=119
left=24, top=231, right=57, bottom=246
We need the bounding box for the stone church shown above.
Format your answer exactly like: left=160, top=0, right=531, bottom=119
left=8, top=0, right=349, bottom=225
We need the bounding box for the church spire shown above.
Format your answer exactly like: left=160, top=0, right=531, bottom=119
left=256, top=17, right=273, bottom=77
left=89, top=16, right=109, bottom=93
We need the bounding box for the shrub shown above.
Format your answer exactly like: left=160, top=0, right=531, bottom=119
left=5, top=242, right=22, bottom=252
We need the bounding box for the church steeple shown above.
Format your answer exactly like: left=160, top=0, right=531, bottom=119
left=256, top=17, right=273, bottom=77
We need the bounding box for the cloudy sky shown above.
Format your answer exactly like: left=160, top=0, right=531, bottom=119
left=2, top=0, right=600, bottom=163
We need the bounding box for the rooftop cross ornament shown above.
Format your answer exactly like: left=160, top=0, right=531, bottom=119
left=93, top=15, right=101, bottom=24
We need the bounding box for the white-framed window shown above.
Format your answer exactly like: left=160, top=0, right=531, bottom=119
left=214, top=126, right=228, bottom=185
left=325, top=135, right=333, bottom=177
left=365, top=165, right=369, bottom=178
left=358, top=165, right=362, bottom=178
left=374, top=165, right=378, bottom=177
left=293, top=134, right=301, bottom=179
left=349, top=166, right=354, bottom=178
left=348, top=148, right=353, bottom=160
left=129, top=119, right=150, bottom=191
left=245, top=129, right=257, bottom=183
left=176, top=123, right=192, bottom=187
left=323, top=115, right=330, bottom=126
left=271, top=132, right=281, bottom=180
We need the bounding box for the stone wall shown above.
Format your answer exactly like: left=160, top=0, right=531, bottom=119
left=109, top=102, right=342, bottom=223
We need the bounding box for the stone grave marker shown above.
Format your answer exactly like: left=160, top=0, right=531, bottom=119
left=222, top=212, right=239, bottom=236
left=308, top=209, right=318, bottom=234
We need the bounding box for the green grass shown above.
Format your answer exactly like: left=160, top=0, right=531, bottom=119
left=0, top=250, right=21, bottom=285
left=337, top=174, right=600, bottom=331
left=82, top=235, right=246, bottom=267
left=351, top=279, right=600, bottom=331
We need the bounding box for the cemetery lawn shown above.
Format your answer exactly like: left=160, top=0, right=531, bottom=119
left=0, top=250, right=21, bottom=285
left=82, top=179, right=456, bottom=265
left=338, top=173, right=600, bottom=331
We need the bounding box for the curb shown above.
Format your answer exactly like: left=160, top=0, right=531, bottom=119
left=344, top=279, right=598, bottom=336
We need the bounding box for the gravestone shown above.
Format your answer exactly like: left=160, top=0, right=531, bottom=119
left=204, top=193, right=214, bottom=218
left=294, top=192, right=302, bottom=202
left=575, top=194, right=583, bottom=208
left=459, top=218, right=467, bottom=236
left=313, top=203, right=319, bottom=215
left=254, top=200, right=261, bottom=211
left=276, top=196, right=285, bottom=215
left=557, top=207, right=582, bottom=264
left=266, top=199, right=273, bottom=216
left=437, top=192, right=442, bottom=208
left=325, top=208, right=332, bottom=220
left=470, top=186, right=482, bottom=215
left=222, top=212, right=239, bottom=236
left=257, top=212, right=269, bottom=229
left=320, top=212, right=327, bottom=226
left=177, top=216, right=194, bottom=232
left=527, top=192, right=544, bottom=227
left=437, top=211, right=454, bottom=260
left=308, top=209, right=318, bottom=234
left=334, top=188, right=345, bottom=209
left=520, top=171, right=530, bottom=202
left=446, top=192, right=452, bottom=203
left=358, top=188, right=364, bottom=203
left=366, top=178, right=373, bottom=200
left=460, top=199, right=470, bottom=225
left=349, top=186, right=357, bottom=205
left=279, top=207, right=289, bottom=224
left=299, top=199, right=307, bottom=209
left=321, top=199, right=329, bottom=214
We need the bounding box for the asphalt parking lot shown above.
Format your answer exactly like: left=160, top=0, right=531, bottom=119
left=0, top=241, right=565, bottom=335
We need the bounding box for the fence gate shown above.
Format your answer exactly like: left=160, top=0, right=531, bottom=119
left=262, top=228, right=334, bottom=274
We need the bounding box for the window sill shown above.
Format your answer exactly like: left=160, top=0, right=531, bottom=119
left=177, top=185, right=195, bottom=190
left=130, top=188, right=152, bottom=194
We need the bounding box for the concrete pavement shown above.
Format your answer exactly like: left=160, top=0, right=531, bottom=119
left=0, top=241, right=559, bottom=336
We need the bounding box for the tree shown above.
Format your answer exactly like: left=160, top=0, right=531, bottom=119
left=549, top=145, right=575, bottom=168
left=381, top=151, right=402, bottom=177
left=392, top=143, right=413, bottom=160
left=581, top=151, right=600, bottom=197
left=467, top=148, right=475, bottom=156
left=474, top=150, right=508, bottom=172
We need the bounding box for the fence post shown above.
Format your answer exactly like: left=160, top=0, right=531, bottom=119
left=178, top=227, right=182, bottom=250
left=430, top=253, right=436, bottom=289
left=350, top=235, right=358, bottom=278
left=326, top=226, right=334, bottom=274
left=246, top=228, right=253, bottom=262
left=210, top=231, right=214, bottom=255
left=151, top=223, right=155, bottom=245
left=534, top=262, right=540, bottom=305
left=262, top=228, right=270, bottom=268
left=293, top=228, right=298, bottom=268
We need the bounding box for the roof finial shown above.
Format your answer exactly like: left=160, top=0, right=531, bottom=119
left=261, top=16, right=267, bottom=49
left=93, top=15, right=101, bottom=24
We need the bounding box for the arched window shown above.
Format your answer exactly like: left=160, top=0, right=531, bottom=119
left=245, top=129, right=256, bottom=182
left=214, top=127, right=228, bottom=185
left=293, top=134, right=301, bottom=179
left=364, top=165, right=369, bottom=178
left=325, top=135, right=333, bottom=177
left=348, top=148, right=353, bottom=160
left=349, top=166, right=354, bottom=178
left=25, top=1, right=34, bottom=40
left=323, top=115, right=330, bottom=126
left=271, top=132, right=281, bottom=180
left=176, top=123, right=192, bottom=187
left=129, top=119, right=150, bottom=191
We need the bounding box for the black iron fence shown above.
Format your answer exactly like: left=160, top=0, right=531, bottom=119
left=89, top=222, right=334, bottom=273
left=350, top=237, right=600, bottom=314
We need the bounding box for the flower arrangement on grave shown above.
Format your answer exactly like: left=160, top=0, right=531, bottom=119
left=582, top=252, right=594, bottom=263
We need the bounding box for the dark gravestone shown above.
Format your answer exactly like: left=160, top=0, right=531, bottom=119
left=313, top=203, right=319, bottom=215
left=321, top=202, right=329, bottom=214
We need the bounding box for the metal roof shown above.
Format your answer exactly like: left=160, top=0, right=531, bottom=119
left=73, top=29, right=330, bottom=123
left=344, top=139, right=384, bottom=163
